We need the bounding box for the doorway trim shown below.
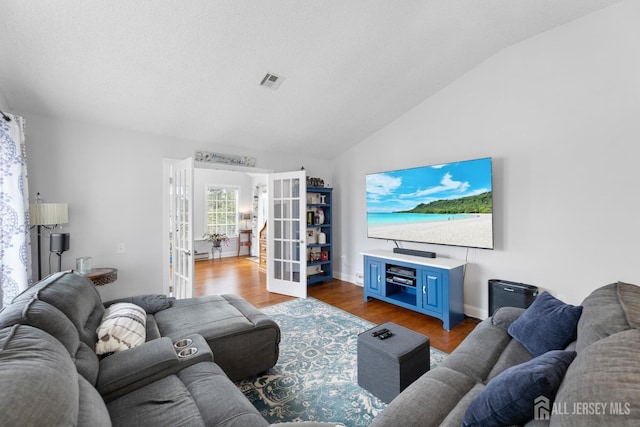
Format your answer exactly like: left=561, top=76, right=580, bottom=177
left=162, top=158, right=273, bottom=296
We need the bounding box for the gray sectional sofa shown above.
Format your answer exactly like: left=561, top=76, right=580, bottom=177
left=10, top=270, right=280, bottom=381
left=371, top=281, right=640, bottom=426
left=0, top=271, right=341, bottom=427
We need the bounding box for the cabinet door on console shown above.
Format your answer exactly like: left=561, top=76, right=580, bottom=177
left=421, top=269, right=443, bottom=314
left=364, top=258, right=384, bottom=297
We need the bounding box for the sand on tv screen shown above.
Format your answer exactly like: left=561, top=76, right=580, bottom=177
left=366, top=157, right=493, bottom=250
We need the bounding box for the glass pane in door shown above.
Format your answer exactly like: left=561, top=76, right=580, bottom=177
left=273, top=178, right=299, bottom=283
left=267, top=171, right=306, bottom=298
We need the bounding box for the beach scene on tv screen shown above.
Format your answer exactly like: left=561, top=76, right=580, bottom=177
left=366, top=158, right=493, bottom=249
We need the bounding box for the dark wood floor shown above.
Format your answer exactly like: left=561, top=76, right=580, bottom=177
left=194, top=256, right=480, bottom=353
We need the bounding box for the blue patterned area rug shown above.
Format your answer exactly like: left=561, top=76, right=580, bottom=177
left=236, top=297, right=448, bottom=426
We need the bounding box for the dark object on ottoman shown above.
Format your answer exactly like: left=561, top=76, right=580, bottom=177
left=357, top=321, right=430, bottom=403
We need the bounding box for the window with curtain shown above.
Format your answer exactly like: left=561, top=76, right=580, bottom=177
left=206, top=186, right=238, bottom=236
left=0, top=113, right=32, bottom=309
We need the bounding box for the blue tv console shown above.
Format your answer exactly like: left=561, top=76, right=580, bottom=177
left=362, top=250, right=466, bottom=330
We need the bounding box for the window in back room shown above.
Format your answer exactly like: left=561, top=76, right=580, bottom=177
left=206, top=186, right=239, bottom=236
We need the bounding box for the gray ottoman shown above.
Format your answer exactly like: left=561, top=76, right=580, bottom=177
left=357, top=322, right=430, bottom=403
left=152, top=294, right=281, bottom=381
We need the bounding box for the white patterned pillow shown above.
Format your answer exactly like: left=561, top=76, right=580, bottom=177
left=96, top=303, right=146, bottom=355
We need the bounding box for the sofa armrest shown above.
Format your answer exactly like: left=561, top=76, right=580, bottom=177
left=97, top=337, right=178, bottom=400
left=97, top=335, right=212, bottom=402
left=491, top=307, right=526, bottom=330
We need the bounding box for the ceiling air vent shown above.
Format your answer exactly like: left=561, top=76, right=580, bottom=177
left=260, top=73, right=285, bottom=90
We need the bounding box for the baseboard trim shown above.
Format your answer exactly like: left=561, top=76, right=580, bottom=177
left=464, top=304, right=487, bottom=320
left=334, top=271, right=363, bottom=287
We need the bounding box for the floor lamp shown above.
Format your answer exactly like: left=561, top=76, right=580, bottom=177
left=30, top=198, right=68, bottom=280
left=50, top=232, right=71, bottom=274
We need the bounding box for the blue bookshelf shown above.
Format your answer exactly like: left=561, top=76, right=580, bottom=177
left=306, top=187, right=332, bottom=284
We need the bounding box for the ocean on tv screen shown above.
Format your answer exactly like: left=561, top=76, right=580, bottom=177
left=366, top=157, right=493, bottom=249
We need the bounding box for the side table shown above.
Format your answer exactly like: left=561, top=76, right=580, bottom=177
left=212, top=245, right=223, bottom=260
left=86, top=268, right=118, bottom=286
left=238, top=229, right=252, bottom=256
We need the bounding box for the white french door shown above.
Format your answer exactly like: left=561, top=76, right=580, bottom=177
left=267, top=171, right=307, bottom=298
left=170, top=157, right=194, bottom=299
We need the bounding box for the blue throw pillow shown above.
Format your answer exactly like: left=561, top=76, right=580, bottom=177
left=507, top=292, right=582, bottom=357
left=462, top=350, right=577, bottom=427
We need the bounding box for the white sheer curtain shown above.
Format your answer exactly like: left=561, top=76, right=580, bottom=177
left=0, top=112, right=32, bottom=309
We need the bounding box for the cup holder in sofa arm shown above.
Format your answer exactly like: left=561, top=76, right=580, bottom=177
left=177, top=347, right=198, bottom=358
left=98, top=334, right=213, bottom=402
left=174, top=338, right=193, bottom=349
left=174, top=334, right=212, bottom=366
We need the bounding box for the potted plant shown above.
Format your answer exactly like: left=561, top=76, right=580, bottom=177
left=203, top=232, right=230, bottom=249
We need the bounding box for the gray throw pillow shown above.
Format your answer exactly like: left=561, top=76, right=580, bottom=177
left=104, top=294, right=175, bottom=314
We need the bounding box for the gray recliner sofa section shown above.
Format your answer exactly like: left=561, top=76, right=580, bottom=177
left=0, top=323, right=269, bottom=426
left=370, top=281, right=640, bottom=426
left=8, top=270, right=280, bottom=381
left=0, top=271, right=342, bottom=427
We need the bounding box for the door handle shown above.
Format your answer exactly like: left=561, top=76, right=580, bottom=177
left=182, top=249, right=191, bottom=256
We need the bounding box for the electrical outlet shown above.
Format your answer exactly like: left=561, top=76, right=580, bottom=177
left=116, top=243, right=125, bottom=254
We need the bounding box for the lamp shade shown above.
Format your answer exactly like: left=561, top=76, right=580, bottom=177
left=30, top=203, right=68, bottom=226
left=241, top=212, right=251, bottom=220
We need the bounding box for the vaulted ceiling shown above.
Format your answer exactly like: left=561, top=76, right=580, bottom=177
left=0, top=1, right=621, bottom=159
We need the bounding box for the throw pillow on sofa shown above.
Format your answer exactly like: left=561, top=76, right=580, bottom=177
left=462, top=350, right=577, bottom=427
left=508, top=292, right=582, bottom=357
left=104, top=294, right=175, bottom=314
left=96, top=303, right=146, bottom=355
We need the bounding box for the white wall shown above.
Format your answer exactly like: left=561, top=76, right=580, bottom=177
left=0, top=90, right=8, bottom=111
left=332, top=1, right=640, bottom=317
left=22, top=112, right=330, bottom=301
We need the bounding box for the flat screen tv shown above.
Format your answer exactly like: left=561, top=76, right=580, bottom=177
left=366, top=157, right=493, bottom=249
